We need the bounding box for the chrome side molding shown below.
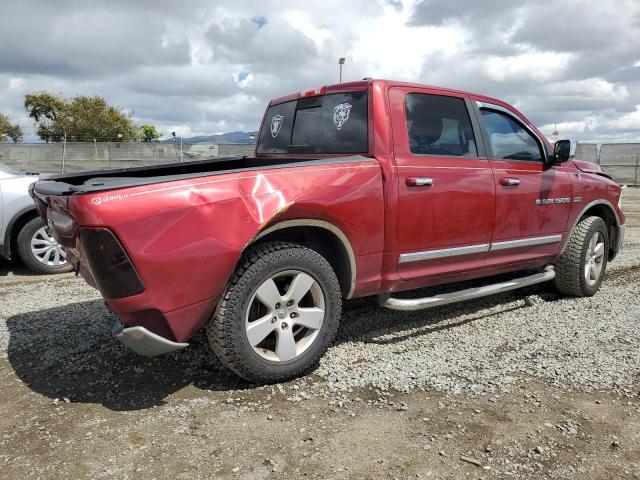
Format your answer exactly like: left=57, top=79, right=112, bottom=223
left=399, top=243, right=490, bottom=263
left=379, top=266, right=555, bottom=311
left=400, top=235, right=562, bottom=264
left=490, top=234, right=562, bottom=251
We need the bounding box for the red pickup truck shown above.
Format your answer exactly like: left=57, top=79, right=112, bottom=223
left=33, top=80, right=625, bottom=383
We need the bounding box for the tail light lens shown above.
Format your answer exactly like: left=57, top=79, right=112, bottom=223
left=299, top=86, right=326, bottom=98
left=79, top=228, right=144, bottom=299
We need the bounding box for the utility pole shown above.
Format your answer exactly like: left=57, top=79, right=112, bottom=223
left=180, top=136, right=183, bottom=162
left=61, top=131, right=66, bottom=173
left=338, top=57, right=345, bottom=83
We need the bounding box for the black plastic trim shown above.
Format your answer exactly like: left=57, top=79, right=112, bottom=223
left=464, top=98, right=487, bottom=159
left=34, top=155, right=374, bottom=196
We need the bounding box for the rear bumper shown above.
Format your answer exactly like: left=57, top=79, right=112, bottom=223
left=112, top=321, right=188, bottom=357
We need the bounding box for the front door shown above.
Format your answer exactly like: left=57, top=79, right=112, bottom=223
left=475, top=103, right=572, bottom=266
left=389, top=88, right=496, bottom=280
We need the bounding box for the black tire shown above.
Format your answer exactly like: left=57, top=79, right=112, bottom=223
left=554, top=216, right=608, bottom=297
left=207, top=241, right=342, bottom=383
left=16, top=217, right=73, bottom=275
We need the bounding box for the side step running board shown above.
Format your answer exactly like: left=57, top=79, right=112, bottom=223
left=379, top=266, right=555, bottom=311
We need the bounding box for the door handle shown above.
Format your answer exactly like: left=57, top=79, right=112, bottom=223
left=406, top=177, right=433, bottom=187
left=499, top=177, right=521, bottom=186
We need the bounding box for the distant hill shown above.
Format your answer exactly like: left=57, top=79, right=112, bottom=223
left=162, top=131, right=258, bottom=144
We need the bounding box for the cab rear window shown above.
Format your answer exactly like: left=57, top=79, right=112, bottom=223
left=257, top=92, right=368, bottom=154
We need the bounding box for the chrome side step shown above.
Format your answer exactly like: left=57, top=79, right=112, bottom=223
left=379, top=266, right=555, bottom=311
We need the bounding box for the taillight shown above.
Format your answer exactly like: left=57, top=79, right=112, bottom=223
left=79, top=228, right=144, bottom=299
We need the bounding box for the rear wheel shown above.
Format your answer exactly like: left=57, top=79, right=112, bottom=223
left=207, top=242, right=342, bottom=383
left=16, top=217, right=73, bottom=274
left=554, top=216, right=608, bottom=297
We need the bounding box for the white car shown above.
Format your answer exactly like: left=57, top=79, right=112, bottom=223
left=0, top=162, right=71, bottom=274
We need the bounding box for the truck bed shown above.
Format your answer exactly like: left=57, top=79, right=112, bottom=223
left=34, top=155, right=369, bottom=196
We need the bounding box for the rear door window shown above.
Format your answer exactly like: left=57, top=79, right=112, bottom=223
left=405, top=93, right=478, bottom=157
left=256, top=101, right=296, bottom=154
left=257, top=92, right=368, bottom=154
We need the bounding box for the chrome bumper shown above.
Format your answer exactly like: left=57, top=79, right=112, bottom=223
left=112, top=321, right=188, bottom=357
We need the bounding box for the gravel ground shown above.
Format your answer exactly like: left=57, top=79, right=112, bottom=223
left=1, top=188, right=639, bottom=479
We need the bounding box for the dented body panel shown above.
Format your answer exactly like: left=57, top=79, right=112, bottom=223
left=37, top=157, right=384, bottom=342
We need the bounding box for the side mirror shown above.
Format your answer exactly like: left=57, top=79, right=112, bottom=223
left=553, top=139, right=571, bottom=164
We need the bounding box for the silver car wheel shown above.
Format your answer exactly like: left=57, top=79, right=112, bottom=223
left=584, top=231, right=605, bottom=286
left=245, top=270, right=325, bottom=362
left=31, top=226, right=67, bottom=267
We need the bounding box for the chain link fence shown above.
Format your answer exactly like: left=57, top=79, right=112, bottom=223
left=0, top=142, right=256, bottom=174
left=572, top=143, right=639, bottom=186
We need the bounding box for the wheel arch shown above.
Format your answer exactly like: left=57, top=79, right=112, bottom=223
left=2, top=206, right=39, bottom=260
left=562, top=200, right=622, bottom=260
left=249, top=219, right=356, bottom=299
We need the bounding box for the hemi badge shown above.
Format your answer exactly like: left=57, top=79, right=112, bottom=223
left=573, top=197, right=582, bottom=203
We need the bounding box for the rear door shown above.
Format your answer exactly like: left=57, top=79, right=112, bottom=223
left=474, top=102, right=572, bottom=266
left=389, top=87, right=496, bottom=280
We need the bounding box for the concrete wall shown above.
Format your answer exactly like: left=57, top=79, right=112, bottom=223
left=573, top=143, right=598, bottom=164
left=0, top=142, right=256, bottom=174
left=599, top=143, right=640, bottom=185
left=572, top=142, right=639, bottom=185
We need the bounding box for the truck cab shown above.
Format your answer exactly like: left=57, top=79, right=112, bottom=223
left=255, top=80, right=624, bottom=296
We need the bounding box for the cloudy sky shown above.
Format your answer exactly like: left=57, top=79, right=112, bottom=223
left=1, top=0, right=639, bottom=142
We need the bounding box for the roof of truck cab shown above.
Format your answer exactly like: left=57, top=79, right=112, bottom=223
left=269, top=79, right=509, bottom=109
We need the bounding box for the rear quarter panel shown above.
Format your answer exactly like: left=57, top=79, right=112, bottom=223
left=67, top=158, right=384, bottom=341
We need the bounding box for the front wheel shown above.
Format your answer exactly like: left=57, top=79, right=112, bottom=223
left=554, top=216, right=608, bottom=297
left=207, top=242, right=342, bottom=383
left=16, top=217, right=73, bottom=275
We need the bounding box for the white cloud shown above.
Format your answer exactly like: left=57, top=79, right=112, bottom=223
left=604, top=105, right=640, bottom=130
left=351, top=4, right=465, bottom=80
left=482, top=52, right=572, bottom=83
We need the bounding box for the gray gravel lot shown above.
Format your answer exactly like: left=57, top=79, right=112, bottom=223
left=1, top=188, right=639, bottom=479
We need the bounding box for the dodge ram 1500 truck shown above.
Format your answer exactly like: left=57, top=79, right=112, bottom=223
left=32, top=80, right=625, bottom=383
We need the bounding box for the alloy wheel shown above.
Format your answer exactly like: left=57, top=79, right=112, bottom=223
left=30, top=227, right=67, bottom=267
left=584, top=231, right=605, bottom=286
left=245, top=270, right=325, bottom=362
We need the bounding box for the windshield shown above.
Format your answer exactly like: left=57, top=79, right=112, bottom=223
left=0, top=162, right=20, bottom=175
left=257, top=91, right=368, bottom=155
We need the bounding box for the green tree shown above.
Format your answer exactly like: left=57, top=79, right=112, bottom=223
left=0, top=113, right=23, bottom=143
left=138, top=124, right=162, bottom=142
left=24, top=92, right=138, bottom=142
